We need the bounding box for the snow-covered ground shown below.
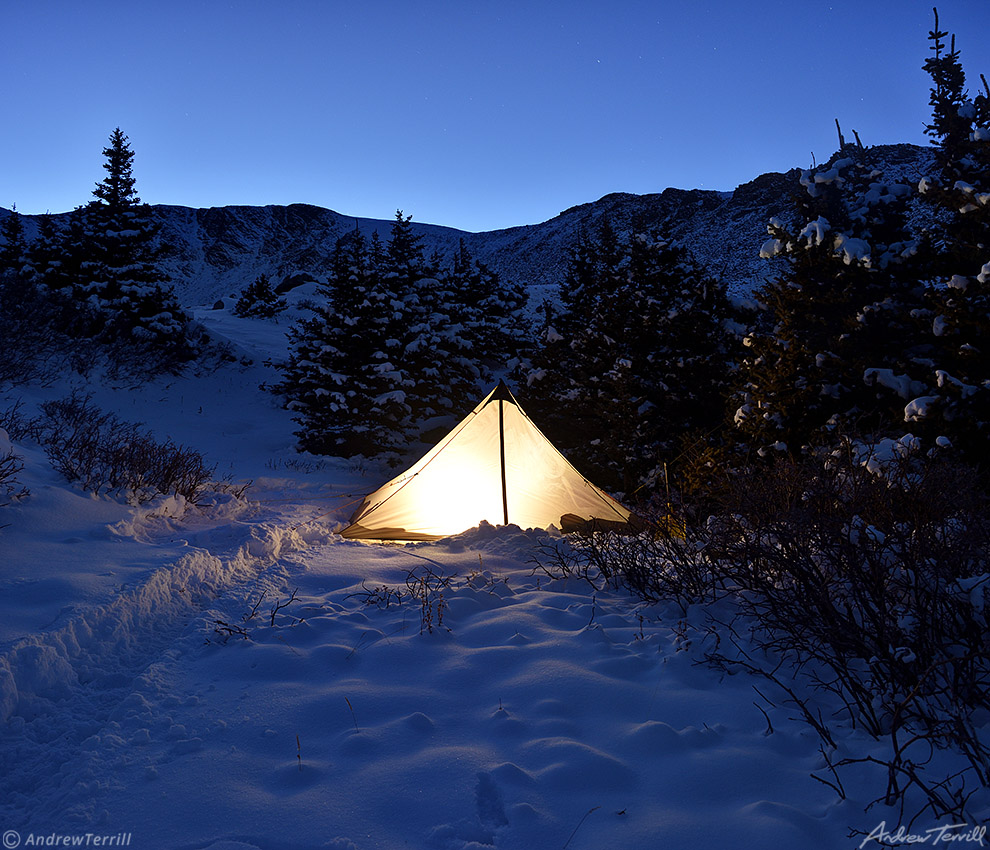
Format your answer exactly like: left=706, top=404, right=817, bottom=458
left=0, top=294, right=972, bottom=849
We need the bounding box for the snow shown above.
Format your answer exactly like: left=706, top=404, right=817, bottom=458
left=904, top=395, right=939, bottom=421
left=848, top=434, right=922, bottom=475
left=799, top=216, right=830, bottom=247
left=863, top=367, right=925, bottom=399
left=807, top=158, right=853, bottom=190
left=0, top=298, right=979, bottom=848
left=832, top=233, right=871, bottom=266
left=758, top=238, right=784, bottom=259
left=936, top=369, right=979, bottom=398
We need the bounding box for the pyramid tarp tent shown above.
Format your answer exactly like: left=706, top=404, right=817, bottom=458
left=340, top=381, right=634, bottom=541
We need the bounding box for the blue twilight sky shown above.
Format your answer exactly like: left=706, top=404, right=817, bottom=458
left=4, top=1, right=989, bottom=233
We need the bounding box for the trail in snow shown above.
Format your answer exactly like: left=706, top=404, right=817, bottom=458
left=0, top=494, right=335, bottom=832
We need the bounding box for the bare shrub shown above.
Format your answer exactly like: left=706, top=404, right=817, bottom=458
left=536, top=443, right=990, bottom=823
left=703, top=447, right=990, bottom=824
left=405, top=564, right=454, bottom=635
left=0, top=448, right=28, bottom=512
left=0, top=400, right=31, bottom=441
left=32, top=391, right=216, bottom=503
left=343, top=563, right=455, bottom=635
left=534, top=512, right=723, bottom=614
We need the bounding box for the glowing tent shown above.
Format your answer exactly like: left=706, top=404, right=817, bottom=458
left=340, top=381, right=633, bottom=541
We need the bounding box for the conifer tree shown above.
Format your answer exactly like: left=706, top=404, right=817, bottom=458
left=443, top=238, right=529, bottom=370
left=0, top=207, right=26, bottom=274
left=380, top=211, right=480, bottom=424
left=24, top=213, right=62, bottom=289
left=907, top=13, right=990, bottom=461
left=526, top=219, right=734, bottom=492
left=79, top=128, right=196, bottom=365
left=233, top=273, right=287, bottom=318
left=0, top=209, right=29, bottom=337
left=0, top=209, right=34, bottom=381
left=0, top=209, right=81, bottom=382
left=278, top=212, right=532, bottom=460
left=278, top=223, right=413, bottom=457
left=734, top=146, right=923, bottom=455
left=524, top=221, right=627, bottom=482
left=22, top=213, right=87, bottom=342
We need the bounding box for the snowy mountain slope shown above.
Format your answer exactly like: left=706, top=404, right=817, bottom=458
left=160, top=142, right=937, bottom=305
left=4, top=144, right=935, bottom=309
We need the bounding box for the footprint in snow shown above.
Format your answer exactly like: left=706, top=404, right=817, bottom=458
left=475, top=771, right=509, bottom=830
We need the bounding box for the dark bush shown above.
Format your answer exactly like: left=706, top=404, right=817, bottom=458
left=537, top=441, right=990, bottom=823
left=0, top=447, right=27, bottom=513
left=32, top=392, right=216, bottom=503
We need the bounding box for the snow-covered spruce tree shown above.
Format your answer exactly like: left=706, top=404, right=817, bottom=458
left=905, top=14, right=990, bottom=462
left=0, top=208, right=28, bottom=313
left=526, top=218, right=733, bottom=493
left=279, top=212, right=528, bottom=460
left=524, top=220, right=630, bottom=486
left=76, top=128, right=198, bottom=367
left=0, top=209, right=32, bottom=381
left=442, top=238, right=530, bottom=372
left=233, top=273, right=287, bottom=318
left=278, top=223, right=413, bottom=458
left=382, top=211, right=478, bottom=425
left=25, top=213, right=64, bottom=291
left=734, top=143, right=924, bottom=456
left=0, top=209, right=83, bottom=383
left=0, top=207, right=26, bottom=272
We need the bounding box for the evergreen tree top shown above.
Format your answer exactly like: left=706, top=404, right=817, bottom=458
left=92, top=127, right=140, bottom=210
left=0, top=207, right=26, bottom=270
left=386, top=210, right=426, bottom=270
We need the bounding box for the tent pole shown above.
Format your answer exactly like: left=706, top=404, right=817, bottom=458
left=499, top=399, right=509, bottom=525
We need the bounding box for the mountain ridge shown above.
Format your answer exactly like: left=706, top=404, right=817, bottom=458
left=3, top=143, right=935, bottom=307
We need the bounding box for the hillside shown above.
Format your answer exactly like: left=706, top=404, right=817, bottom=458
left=3, top=143, right=935, bottom=308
